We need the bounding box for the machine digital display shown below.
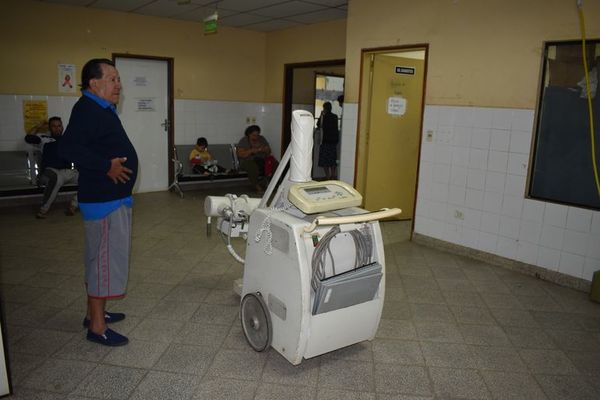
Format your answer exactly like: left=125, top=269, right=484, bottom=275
left=304, top=186, right=330, bottom=195
left=288, top=180, right=362, bottom=214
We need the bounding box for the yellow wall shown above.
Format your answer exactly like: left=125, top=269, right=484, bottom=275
left=265, top=20, right=347, bottom=102
left=1, top=0, right=267, bottom=102
left=292, top=65, right=345, bottom=104
left=345, top=0, right=600, bottom=108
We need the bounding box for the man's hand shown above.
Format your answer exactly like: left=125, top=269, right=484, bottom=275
left=107, top=157, right=132, bottom=184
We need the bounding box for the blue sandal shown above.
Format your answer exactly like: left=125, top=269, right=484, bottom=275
left=86, top=328, right=129, bottom=347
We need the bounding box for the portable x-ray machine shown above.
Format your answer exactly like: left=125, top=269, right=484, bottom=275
left=204, top=110, right=401, bottom=365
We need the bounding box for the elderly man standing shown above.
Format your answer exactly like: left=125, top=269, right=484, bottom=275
left=60, top=58, right=138, bottom=346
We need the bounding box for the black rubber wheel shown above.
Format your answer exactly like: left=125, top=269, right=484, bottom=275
left=240, top=292, right=272, bottom=352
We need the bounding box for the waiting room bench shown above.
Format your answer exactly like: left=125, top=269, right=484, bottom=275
left=169, top=144, right=248, bottom=198
left=0, top=150, right=77, bottom=197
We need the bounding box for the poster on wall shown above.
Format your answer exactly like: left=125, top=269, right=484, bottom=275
left=23, top=100, right=48, bottom=134
left=58, top=64, right=76, bottom=93
left=136, top=98, right=156, bottom=112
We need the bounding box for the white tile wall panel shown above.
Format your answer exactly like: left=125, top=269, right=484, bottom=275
left=518, top=220, right=542, bottom=245
left=559, top=252, right=585, bottom=277
left=485, top=171, right=506, bottom=193
left=522, top=199, right=545, bottom=222
left=537, top=247, right=561, bottom=271
left=487, top=151, right=508, bottom=173
left=562, top=229, right=589, bottom=256
left=583, top=257, right=600, bottom=281
left=565, top=207, right=593, bottom=233
left=540, top=225, right=565, bottom=250
left=517, top=241, right=539, bottom=265
left=543, top=203, right=568, bottom=228
left=490, top=129, right=510, bottom=152
left=482, top=191, right=503, bottom=213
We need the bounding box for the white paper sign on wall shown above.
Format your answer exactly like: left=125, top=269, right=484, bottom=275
left=387, top=96, right=406, bottom=116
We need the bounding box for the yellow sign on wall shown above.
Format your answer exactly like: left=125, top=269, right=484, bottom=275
left=23, top=100, right=48, bottom=134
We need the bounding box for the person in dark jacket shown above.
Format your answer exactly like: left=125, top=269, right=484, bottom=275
left=59, top=58, right=138, bottom=347
left=25, top=116, right=78, bottom=218
left=317, top=102, right=339, bottom=180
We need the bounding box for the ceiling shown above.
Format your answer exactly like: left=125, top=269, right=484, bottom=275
left=35, top=0, right=348, bottom=32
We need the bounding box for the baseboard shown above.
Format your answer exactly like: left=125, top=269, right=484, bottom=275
left=412, top=232, right=592, bottom=293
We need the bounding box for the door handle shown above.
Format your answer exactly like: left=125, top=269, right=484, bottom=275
left=161, top=119, right=170, bottom=132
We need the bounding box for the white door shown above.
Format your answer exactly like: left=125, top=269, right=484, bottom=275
left=115, top=57, right=169, bottom=193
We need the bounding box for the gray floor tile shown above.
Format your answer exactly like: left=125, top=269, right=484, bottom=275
left=127, top=282, right=174, bottom=300
left=382, top=301, right=412, bottom=320
left=458, top=324, right=511, bottom=347
left=442, top=290, right=486, bottom=307
left=54, top=334, right=113, bottom=362
left=409, top=303, right=454, bottom=323
left=190, top=303, right=239, bottom=325
left=404, top=288, right=447, bottom=305
left=262, top=351, right=319, bottom=387
left=162, top=284, right=211, bottom=302
left=153, top=343, right=216, bottom=374
left=372, top=339, right=424, bottom=365
left=481, top=293, right=524, bottom=309
left=376, top=319, right=417, bottom=340
left=414, top=321, right=464, bottom=343
left=384, top=286, right=407, bottom=302
left=470, top=345, right=527, bottom=372
left=129, top=371, right=201, bottom=400
left=420, top=342, right=477, bottom=368
left=471, top=279, right=512, bottom=295
left=255, top=383, right=316, bottom=400
left=103, top=339, right=169, bottom=368
left=450, top=305, right=496, bottom=325
left=128, top=318, right=184, bottom=343
left=12, top=328, right=74, bottom=357
left=429, top=367, right=490, bottom=399
left=8, top=388, right=65, bottom=400
left=5, top=304, right=61, bottom=327
left=148, top=299, right=201, bottom=321
left=480, top=371, right=547, bottom=400
left=566, top=351, right=600, bottom=375
left=207, top=348, right=267, bottom=381
left=72, top=364, right=146, bottom=399
left=519, top=349, right=580, bottom=375
left=535, top=374, right=599, bottom=400
left=317, top=388, right=375, bottom=400
left=44, top=309, right=89, bottom=332
left=429, top=264, right=466, bottom=280
left=174, top=321, right=231, bottom=349
left=373, top=364, right=431, bottom=396
left=192, top=376, right=258, bottom=400
left=222, top=323, right=252, bottom=350
left=319, top=358, right=374, bottom=391
left=320, top=341, right=373, bottom=362
left=530, top=311, right=583, bottom=330
left=489, top=308, right=540, bottom=328
left=545, top=329, right=600, bottom=352
left=504, top=327, right=557, bottom=349
left=204, top=288, right=242, bottom=306
left=21, top=358, right=97, bottom=394
left=6, top=352, right=46, bottom=386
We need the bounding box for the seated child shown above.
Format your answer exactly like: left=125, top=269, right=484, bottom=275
left=189, top=137, right=226, bottom=175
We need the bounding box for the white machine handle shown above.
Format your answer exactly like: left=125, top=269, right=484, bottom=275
left=302, top=208, right=402, bottom=232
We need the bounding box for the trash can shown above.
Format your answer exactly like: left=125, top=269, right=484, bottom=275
left=591, top=270, right=600, bottom=303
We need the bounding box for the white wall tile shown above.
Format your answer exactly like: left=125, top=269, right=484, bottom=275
left=509, top=130, right=532, bottom=154
left=540, top=224, right=565, bottom=250
left=563, top=229, right=589, bottom=256
left=544, top=203, right=568, bottom=227
left=467, top=168, right=485, bottom=190
left=483, top=191, right=503, bottom=213
left=499, top=216, right=520, bottom=239
left=464, top=209, right=482, bottom=229
left=497, top=237, right=518, bottom=259
left=471, top=128, right=491, bottom=149
left=452, top=127, right=471, bottom=147
left=517, top=241, right=539, bottom=264
left=522, top=199, right=545, bottom=222
left=587, top=234, right=600, bottom=258
left=566, top=207, right=592, bottom=233
left=450, top=165, right=468, bottom=187
left=485, top=171, right=505, bottom=193
left=465, top=189, right=484, bottom=209
left=471, top=107, right=493, bottom=129
left=468, top=148, right=488, bottom=170
left=491, top=108, right=513, bottom=130
left=537, top=247, right=561, bottom=271
left=583, top=257, right=600, bottom=281
left=511, top=109, right=535, bottom=132
left=452, top=146, right=470, bottom=167
left=433, top=163, right=451, bottom=184
left=487, top=151, right=508, bottom=173
left=507, top=153, right=528, bottom=176
left=519, top=220, right=542, bottom=244
left=448, top=185, right=466, bottom=205
left=490, top=129, right=510, bottom=152
left=435, top=144, right=453, bottom=165
left=501, top=194, right=523, bottom=218
left=504, top=174, right=525, bottom=196
left=478, top=232, right=498, bottom=253
left=481, top=212, right=500, bottom=234
left=559, top=252, right=585, bottom=277
left=591, top=212, right=600, bottom=234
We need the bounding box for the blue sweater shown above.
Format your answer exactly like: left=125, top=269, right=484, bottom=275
left=59, top=95, right=138, bottom=203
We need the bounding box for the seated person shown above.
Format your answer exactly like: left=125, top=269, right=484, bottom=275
left=25, top=116, right=78, bottom=219
left=236, top=125, right=277, bottom=193
left=189, top=137, right=225, bottom=175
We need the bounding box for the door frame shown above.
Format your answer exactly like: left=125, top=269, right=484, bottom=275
left=355, top=44, right=429, bottom=235
left=282, top=59, right=345, bottom=157
left=112, top=53, right=175, bottom=185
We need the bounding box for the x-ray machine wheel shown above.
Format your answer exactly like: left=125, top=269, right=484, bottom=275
left=240, top=292, right=272, bottom=352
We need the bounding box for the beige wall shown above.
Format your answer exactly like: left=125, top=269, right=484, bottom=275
left=345, top=0, right=600, bottom=108
left=292, top=65, right=345, bottom=105
left=265, top=20, right=347, bottom=102
left=1, top=0, right=267, bottom=102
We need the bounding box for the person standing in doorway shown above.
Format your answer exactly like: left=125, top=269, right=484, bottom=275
left=317, top=102, right=339, bottom=180
left=59, top=58, right=138, bottom=346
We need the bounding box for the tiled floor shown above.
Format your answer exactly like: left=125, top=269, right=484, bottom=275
left=1, top=189, right=600, bottom=399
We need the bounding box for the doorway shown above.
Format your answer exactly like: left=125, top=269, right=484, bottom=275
left=356, top=47, right=428, bottom=221
left=114, top=54, right=174, bottom=193
left=313, top=73, right=344, bottom=180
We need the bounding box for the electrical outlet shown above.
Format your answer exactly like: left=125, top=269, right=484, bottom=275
left=454, top=210, right=464, bottom=220
left=426, top=130, right=434, bottom=142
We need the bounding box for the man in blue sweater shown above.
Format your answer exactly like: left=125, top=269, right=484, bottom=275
left=60, top=58, right=138, bottom=346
